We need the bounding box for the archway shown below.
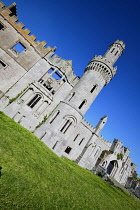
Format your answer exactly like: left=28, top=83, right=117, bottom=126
left=107, top=160, right=118, bottom=175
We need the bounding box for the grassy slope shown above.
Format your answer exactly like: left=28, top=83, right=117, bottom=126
left=0, top=112, right=140, bottom=210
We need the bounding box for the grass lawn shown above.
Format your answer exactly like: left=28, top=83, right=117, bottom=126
left=0, top=111, right=140, bottom=209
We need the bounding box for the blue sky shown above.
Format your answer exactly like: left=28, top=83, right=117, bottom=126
left=3, top=0, right=140, bottom=176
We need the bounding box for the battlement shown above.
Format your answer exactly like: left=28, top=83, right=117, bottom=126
left=82, top=117, right=95, bottom=132
left=0, top=1, right=55, bottom=57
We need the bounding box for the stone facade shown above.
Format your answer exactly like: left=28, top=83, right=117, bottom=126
left=0, top=1, right=139, bottom=190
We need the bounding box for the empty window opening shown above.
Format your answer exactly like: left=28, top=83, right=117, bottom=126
left=50, top=111, right=60, bottom=124
left=48, top=68, right=54, bottom=74
left=0, top=22, right=4, bottom=30
left=79, top=100, right=86, bottom=109
left=27, top=94, right=41, bottom=108
left=115, top=51, right=118, bottom=56
left=52, top=71, right=62, bottom=80
left=90, top=85, right=97, bottom=93
left=79, top=138, right=84, bottom=145
left=0, top=60, right=6, bottom=69
left=73, top=134, right=79, bottom=141
left=65, top=146, right=72, bottom=154
left=60, top=119, right=72, bottom=134
left=11, top=42, right=26, bottom=55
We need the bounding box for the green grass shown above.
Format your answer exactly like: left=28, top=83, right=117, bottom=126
left=0, top=111, right=140, bottom=210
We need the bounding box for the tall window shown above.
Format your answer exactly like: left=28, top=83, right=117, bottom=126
left=111, top=48, right=115, bottom=53
left=60, top=116, right=76, bottom=134
left=0, top=60, right=6, bottom=69
left=115, top=51, right=118, bottom=56
left=90, top=85, right=97, bottom=93
left=50, top=110, right=60, bottom=124
left=73, top=134, right=79, bottom=141
left=79, top=100, right=86, bottom=109
left=27, top=94, right=42, bottom=108
left=79, top=138, right=84, bottom=145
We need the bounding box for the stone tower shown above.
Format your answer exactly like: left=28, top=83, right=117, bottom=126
left=35, top=40, right=125, bottom=157
left=64, top=40, right=125, bottom=116
left=94, top=116, right=108, bottom=136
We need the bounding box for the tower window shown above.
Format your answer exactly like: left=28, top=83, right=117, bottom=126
left=27, top=94, right=42, bottom=108
left=0, top=60, right=6, bottom=69
left=65, top=146, right=72, bottom=154
left=73, top=134, right=79, bottom=141
left=90, top=85, right=97, bottom=93
left=111, top=48, right=115, bottom=53
left=79, top=138, right=84, bottom=145
left=11, top=42, right=26, bottom=55
left=115, top=51, right=118, bottom=56
left=79, top=100, right=86, bottom=109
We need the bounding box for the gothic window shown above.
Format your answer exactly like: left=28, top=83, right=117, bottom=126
left=65, top=146, right=72, bottom=154
left=0, top=60, right=7, bottom=69
left=90, top=85, right=97, bottom=93
left=79, top=100, right=86, bottom=109
left=60, top=116, right=76, bottom=134
left=50, top=110, right=60, bottom=124
left=69, top=92, right=75, bottom=101
left=60, top=120, right=72, bottom=134
left=10, top=42, right=26, bottom=55
left=0, top=22, right=5, bottom=30
left=73, top=134, right=79, bottom=141
left=27, top=94, right=42, bottom=108
left=79, top=138, right=84, bottom=145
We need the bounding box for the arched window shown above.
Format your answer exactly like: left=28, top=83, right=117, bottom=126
left=60, top=120, right=72, bottom=134
left=79, top=100, right=86, bottom=109
left=27, top=94, right=42, bottom=108
left=50, top=110, right=60, bottom=124
left=60, top=116, right=76, bottom=134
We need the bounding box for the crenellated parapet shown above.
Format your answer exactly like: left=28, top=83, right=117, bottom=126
left=85, top=40, right=125, bottom=85
left=85, top=56, right=117, bottom=85
left=0, top=1, right=55, bottom=57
